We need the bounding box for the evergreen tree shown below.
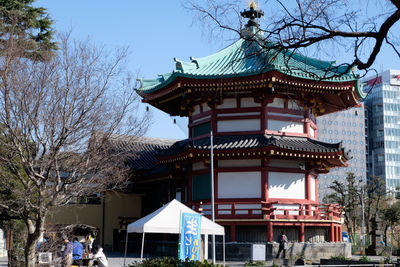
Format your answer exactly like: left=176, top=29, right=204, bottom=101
left=0, top=0, right=56, bottom=59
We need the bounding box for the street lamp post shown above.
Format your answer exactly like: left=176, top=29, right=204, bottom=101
left=210, top=130, right=216, bottom=264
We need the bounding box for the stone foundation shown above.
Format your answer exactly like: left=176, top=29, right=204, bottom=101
left=212, top=242, right=351, bottom=262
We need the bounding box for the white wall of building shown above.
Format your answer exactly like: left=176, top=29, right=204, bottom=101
left=0, top=229, right=6, bottom=257
left=268, top=172, right=305, bottom=199
left=218, top=159, right=261, bottom=168
left=217, top=98, right=237, bottom=109
left=217, top=119, right=260, bottom=132
left=310, top=175, right=316, bottom=201
left=268, top=119, right=304, bottom=133
left=240, top=97, right=260, bottom=107
left=267, top=98, right=285, bottom=108
left=218, top=171, right=261, bottom=198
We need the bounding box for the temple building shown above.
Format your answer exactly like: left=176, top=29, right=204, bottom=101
left=134, top=5, right=364, bottom=243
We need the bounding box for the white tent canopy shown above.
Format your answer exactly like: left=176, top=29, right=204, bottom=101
left=127, top=199, right=224, bottom=235
left=123, top=199, right=225, bottom=265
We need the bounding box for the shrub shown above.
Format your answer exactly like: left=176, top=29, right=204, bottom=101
left=128, top=257, right=226, bottom=267
left=358, top=255, right=371, bottom=263
left=244, top=260, right=265, bottom=266
left=330, top=255, right=351, bottom=261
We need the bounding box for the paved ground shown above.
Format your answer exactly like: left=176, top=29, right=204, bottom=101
left=0, top=257, right=7, bottom=267
left=0, top=254, right=398, bottom=266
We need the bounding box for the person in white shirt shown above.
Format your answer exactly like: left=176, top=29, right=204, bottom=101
left=92, top=245, right=108, bottom=267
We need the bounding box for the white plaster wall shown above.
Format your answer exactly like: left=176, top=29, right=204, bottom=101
left=217, top=98, right=237, bottom=109
left=267, top=97, right=285, bottom=108
left=218, top=171, right=261, bottom=198
left=269, top=159, right=303, bottom=169
left=193, top=105, right=201, bottom=115
left=268, top=172, right=305, bottom=199
left=218, top=159, right=261, bottom=168
left=310, top=176, right=316, bottom=201
left=218, top=119, right=260, bottom=132
left=192, top=162, right=207, bottom=171
left=0, top=229, right=6, bottom=257
left=268, top=119, right=304, bottom=133
left=272, top=204, right=300, bottom=215
left=288, top=100, right=303, bottom=110
left=203, top=103, right=211, bottom=112
left=309, top=127, right=315, bottom=138
left=241, top=97, right=260, bottom=107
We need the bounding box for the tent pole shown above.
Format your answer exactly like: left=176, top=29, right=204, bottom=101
left=123, top=230, right=129, bottom=266
left=223, top=235, right=225, bottom=267
left=140, top=232, right=145, bottom=261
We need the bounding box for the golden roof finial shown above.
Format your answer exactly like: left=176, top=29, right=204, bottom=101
left=249, top=1, right=257, bottom=9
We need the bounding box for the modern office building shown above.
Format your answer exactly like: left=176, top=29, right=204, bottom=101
left=363, top=69, right=400, bottom=191
left=317, top=105, right=368, bottom=201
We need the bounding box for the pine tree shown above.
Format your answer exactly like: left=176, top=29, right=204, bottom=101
left=0, top=0, right=56, bottom=59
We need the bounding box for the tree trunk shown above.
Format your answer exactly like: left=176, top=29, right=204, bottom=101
left=24, top=240, right=36, bottom=267
left=24, top=215, right=45, bottom=267
left=384, top=225, right=389, bottom=246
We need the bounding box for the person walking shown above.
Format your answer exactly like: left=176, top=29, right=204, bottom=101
left=276, top=231, right=288, bottom=259
left=72, top=238, right=84, bottom=266
left=62, top=236, right=73, bottom=267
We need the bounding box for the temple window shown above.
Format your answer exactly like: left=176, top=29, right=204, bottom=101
left=192, top=173, right=211, bottom=201
left=192, top=121, right=211, bottom=137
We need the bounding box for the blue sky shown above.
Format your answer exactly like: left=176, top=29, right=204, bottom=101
left=34, top=0, right=400, bottom=139
left=34, top=0, right=228, bottom=140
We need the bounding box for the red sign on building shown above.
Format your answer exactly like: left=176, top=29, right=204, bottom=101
left=368, top=76, right=382, bottom=86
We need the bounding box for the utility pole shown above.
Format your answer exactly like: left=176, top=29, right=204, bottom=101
left=210, top=130, right=216, bottom=264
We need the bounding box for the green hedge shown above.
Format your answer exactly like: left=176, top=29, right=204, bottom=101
left=128, top=257, right=226, bottom=267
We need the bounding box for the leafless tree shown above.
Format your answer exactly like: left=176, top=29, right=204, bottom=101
left=0, top=32, right=150, bottom=267
left=186, top=0, right=400, bottom=77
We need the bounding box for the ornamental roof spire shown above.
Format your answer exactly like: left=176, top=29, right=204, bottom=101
left=240, top=1, right=264, bottom=28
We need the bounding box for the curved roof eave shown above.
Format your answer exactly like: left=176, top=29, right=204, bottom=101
left=137, top=38, right=361, bottom=95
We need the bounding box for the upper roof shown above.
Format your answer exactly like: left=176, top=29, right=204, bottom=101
left=138, top=34, right=364, bottom=98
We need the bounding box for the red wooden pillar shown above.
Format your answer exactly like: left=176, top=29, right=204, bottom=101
left=261, top=101, right=267, bottom=131
left=230, top=224, right=236, bottom=242
left=315, top=177, right=319, bottom=201
left=335, top=226, right=339, bottom=242
left=299, top=223, right=305, bottom=242
left=261, top=159, right=267, bottom=201
left=339, top=225, right=342, bottom=242
left=267, top=221, right=273, bottom=242
left=329, top=224, right=334, bottom=242
left=304, top=173, right=311, bottom=216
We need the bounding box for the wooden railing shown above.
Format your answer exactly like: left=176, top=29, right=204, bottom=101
left=189, top=201, right=342, bottom=221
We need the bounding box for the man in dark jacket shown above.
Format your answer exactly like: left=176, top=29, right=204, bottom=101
left=276, top=231, right=288, bottom=258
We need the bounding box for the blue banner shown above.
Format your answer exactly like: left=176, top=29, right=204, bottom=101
left=179, top=212, right=202, bottom=261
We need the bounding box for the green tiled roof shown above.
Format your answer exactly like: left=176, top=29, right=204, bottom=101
left=138, top=36, right=363, bottom=96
